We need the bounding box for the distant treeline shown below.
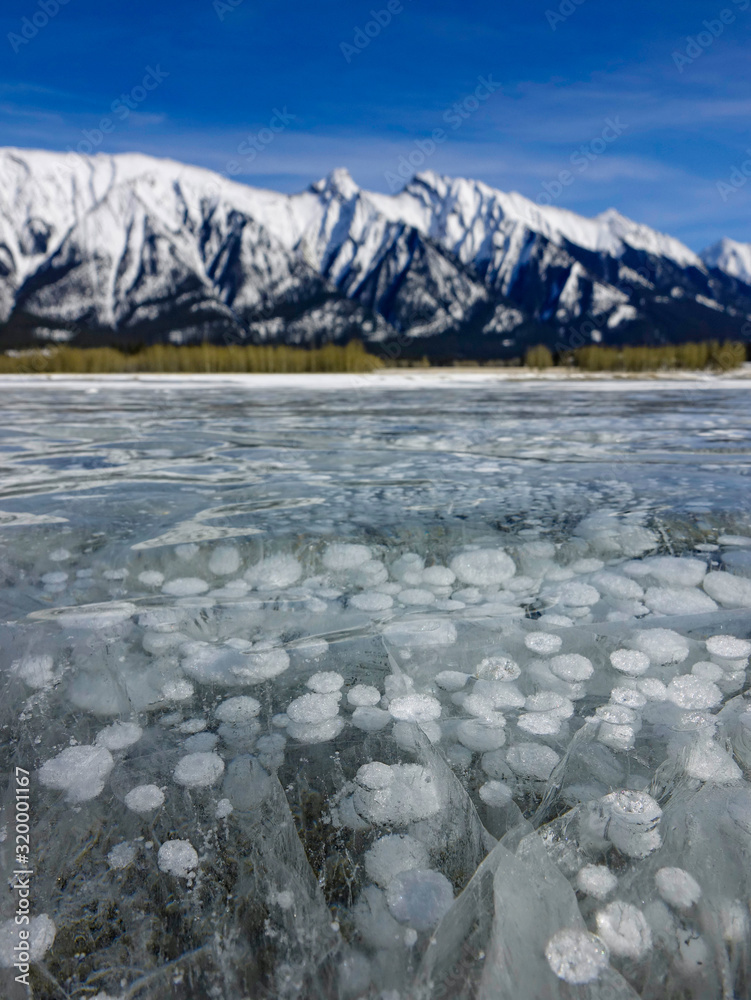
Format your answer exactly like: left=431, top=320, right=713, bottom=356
left=0, top=338, right=748, bottom=374
left=525, top=340, right=748, bottom=372
left=0, top=340, right=384, bottom=374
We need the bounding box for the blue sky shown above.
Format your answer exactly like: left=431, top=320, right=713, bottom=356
left=1, top=0, right=749, bottom=249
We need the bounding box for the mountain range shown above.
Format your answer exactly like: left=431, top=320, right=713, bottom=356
left=1, top=147, right=749, bottom=360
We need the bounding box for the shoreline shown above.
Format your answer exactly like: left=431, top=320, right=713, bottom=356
left=1, top=365, right=750, bottom=390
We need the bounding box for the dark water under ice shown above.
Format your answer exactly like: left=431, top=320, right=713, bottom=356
left=1, top=377, right=751, bottom=1000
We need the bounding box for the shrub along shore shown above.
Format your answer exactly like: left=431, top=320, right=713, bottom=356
left=525, top=340, right=747, bottom=372
left=0, top=339, right=747, bottom=374
left=0, top=340, right=384, bottom=374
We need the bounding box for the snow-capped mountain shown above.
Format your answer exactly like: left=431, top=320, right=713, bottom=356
left=702, top=238, right=751, bottom=287
left=1, top=148, right=749, bottom=358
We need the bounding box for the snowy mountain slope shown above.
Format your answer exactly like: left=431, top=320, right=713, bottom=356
left=0, top=148, right=749, bottom=356
left=702, top=238, right=751, bottom=286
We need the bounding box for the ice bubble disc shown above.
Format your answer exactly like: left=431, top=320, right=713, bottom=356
left=107, top=842, right=136, bottom=870
left=525, top=691, right=574, bottom=717
left=352, top=707, right=392, bottom=731
left=124, top=784, right=165, bottom=814
left=158, top=840, right=198, bottom=878
left=604, top=789, right=662, bottom=830
left=632, top=628, right=689, bottom=665
left=643, top=556, right=707, bottom=587
left=476, top=655, right=520, bottom=682
left=685, top=739, right=741, bottom=783
left=703, top=571, right=751, bottom=609
left=549, top=654, right=594, bottom=682
left=356, top=762, right=393, bottom=790
left=655, top=868, right=702, bottom=911
left=691, top=661, right=724, bottom=682
left=173, top=752, right=224, bottom=787
left=162, top=679, right=194, bottom=701
left=422, top=565, right=456, bottom=586
left=12, top=654, right=54, bottom=689
left=610, top=649, right=650, bottom=676
left=286, top=693, right=340, bottom=724
left=666, top=675, right=722, bottom=709
left=323, top=543, right=372, bottom=571
left=348, top=684, right=382, bottom=707
left=462, top=693, right=505, bottom=721
left=545, top=928, right=609, bottom=984
left=39, top=745, right=114, bottom=803
left=215, top=695, right=261, bottom=723
left=385, top=869, right=454, bottom=931
left=162, top=577, right=209, bottom=597
left=576, top=864, right=618, bottom=900
left=596, top=902, right=652, bottom=959
left=478, top=780, right=513, bottom=807
left=245, top=553, right=302, bottom=589
left=506, top=742, right=560, bottom=780
left=450, top=548, right=516, bottom=586
left=610, top=687, right=647, bottom=709
left=706, top=634, right=751, bottom=660
left=287, top=717, right=345, bottom=744
left=457, top=719, right=507, bottom=752
left=307, top=671, right=344, bottom=693
left=524, top=632, right=562, bottom=655
left=595, top=705, right=637, bottom=725
left=399, top=589, right=436, bottom=606
left=95, top=721, right=143, bottom=750
left=555, top=582, right=600, bottom=607
left=364, top=834, right=430, bottom=888
left=388, top=694, right=441, bottom=723
left=208, top=545, right=241, bottom=576
left=517, top=712, right=562, bottom=736
left=435, top=670, right=470, bottom=692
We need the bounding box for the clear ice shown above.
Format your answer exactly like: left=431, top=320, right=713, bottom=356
left=0, top=379, right=750, bottom=998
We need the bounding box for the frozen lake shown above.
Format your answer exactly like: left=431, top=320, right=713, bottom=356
left=1, top=376, right=751, bottom=999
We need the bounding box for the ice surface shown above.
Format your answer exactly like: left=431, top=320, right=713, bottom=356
left=5, top=382, right=751, bottom=999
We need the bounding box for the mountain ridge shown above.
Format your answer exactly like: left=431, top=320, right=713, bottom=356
left=1, top=147, right=749, bottom=359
